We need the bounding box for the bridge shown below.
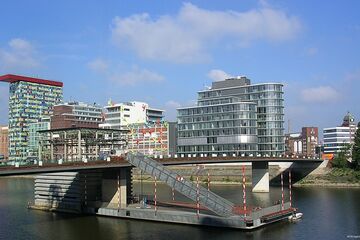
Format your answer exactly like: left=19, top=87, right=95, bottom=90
left=0, top=155, right=323, bottom=192
left=1, top=153, right=322, bottom=229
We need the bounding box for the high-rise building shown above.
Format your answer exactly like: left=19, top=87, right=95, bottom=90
left=0, top=74, right=63, bottom=162
left=51, top=101, right=103, bottom=129
left=0, top=126, right=9, bottom=161
left=177, top=76, right=284, bottom=156
left=100, top=101, right=164, bottom=130
left=323, top=112, right=357, bottom=157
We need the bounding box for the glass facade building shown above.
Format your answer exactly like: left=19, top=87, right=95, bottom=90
left=177, top=77, right=284, bottom=156
left=28, top=117, right=50, bottom=158
left=70, top=102, right=103, bottom=123
left=0, top=75, right=63, bottom=162
left=51, top=101, right=103, bottom=129
left=323, top=112, right=357, bottom=155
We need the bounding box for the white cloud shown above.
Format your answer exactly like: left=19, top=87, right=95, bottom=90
left=0, top=38, right=40, bottom=71
left=301, top=86, right=340, bottom=103
left=208, top=69, right=232, bottom=82
left=111, top=3, right=301, bottom=63
left=88, top=58, right=109, bottom=73
left=109, top=66, right=164, bottom=86
left=88, top=59, right=165, bottom=87
left=9, top=38, right=34, bottom=52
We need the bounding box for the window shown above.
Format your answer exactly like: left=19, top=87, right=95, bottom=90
left=207, top=137, right=217, bottom=144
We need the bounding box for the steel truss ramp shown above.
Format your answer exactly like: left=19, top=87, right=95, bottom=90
left=126, top=152, right=235, bottom=217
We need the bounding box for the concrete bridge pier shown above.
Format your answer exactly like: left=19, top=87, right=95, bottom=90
left=101, top=167, right=132, bottom=209
left=31, top=167, right=133, bottom=213
left=252, top=161, right=269, bottom=193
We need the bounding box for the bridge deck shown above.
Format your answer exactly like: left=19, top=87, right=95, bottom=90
left=0, top=155, right=322, bottom=176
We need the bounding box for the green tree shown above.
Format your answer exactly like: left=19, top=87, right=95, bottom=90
left=352, top=122, right=360, bottom=170
left=332, top=144, right=351, bottom=169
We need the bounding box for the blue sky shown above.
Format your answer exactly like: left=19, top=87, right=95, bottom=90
left=0, top=0, right=360, bottom=137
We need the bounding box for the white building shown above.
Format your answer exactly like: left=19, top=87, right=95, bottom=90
left=100, top=101, right=164, bottom=130
left=323, top=127, right=354, bottom=154
left=323, top=112, right=357, bottom=155
left=176, top=77, right=285, bottom=156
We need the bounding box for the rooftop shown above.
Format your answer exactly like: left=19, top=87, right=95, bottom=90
left=104, top=101, right=164, bottom=112
left=38, top=127, right=128, bottom=133
left=0, top=74, right=63, bottom=87
left=211, top=76, right=251, bottom=89
left=55, top=101, right=102, bottom=108
left=0, top=126, right=8, bottom=130
left=289, top=133, right=302, bottom=138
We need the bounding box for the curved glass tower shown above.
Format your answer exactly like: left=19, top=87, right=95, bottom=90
left=177, top=76, right=284, bottom=156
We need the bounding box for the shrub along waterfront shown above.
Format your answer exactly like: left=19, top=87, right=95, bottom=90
left=297, top=122, right=360, bottom=187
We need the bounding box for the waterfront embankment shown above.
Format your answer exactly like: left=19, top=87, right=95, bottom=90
left=133, top=165, right=360, bottom=187
left=132, top=165, right=268, bottom=185
left=295, top=168, right=360, bottom=187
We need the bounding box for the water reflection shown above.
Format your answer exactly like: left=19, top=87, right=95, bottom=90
left=251, top=192, right=271, bottom=207
left=0, top=177, right=359, bottom=240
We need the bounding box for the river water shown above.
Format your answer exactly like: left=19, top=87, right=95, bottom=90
left=0, top=177, right=359, bottom=240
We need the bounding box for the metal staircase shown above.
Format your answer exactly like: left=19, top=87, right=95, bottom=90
left=126, top=152, right=235, bottom=217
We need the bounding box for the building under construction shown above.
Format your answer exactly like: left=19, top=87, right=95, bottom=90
left=38, top=127, right=128, bottom=162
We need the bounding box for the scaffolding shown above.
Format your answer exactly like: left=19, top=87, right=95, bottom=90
left=38, top=127, right=128, bottom=162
